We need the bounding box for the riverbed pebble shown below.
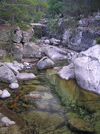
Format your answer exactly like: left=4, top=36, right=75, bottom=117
left=1, top=89, right=11, bottom=99
left=9, top=83, right=19, bottom=89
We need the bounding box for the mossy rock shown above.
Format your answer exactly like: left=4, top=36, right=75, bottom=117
left=77, top=101, right=100, bottom=113
left=67, top=118, right=94, bottom=133
left=66, top=112, right=81, bottom=121
left=0, top=125, right=29, bottom=134
left=21, top=110, right=69, bottom=134
left=95, top=121, right=100, bottom=134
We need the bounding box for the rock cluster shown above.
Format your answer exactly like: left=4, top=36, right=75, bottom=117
left=57, top=44, right=100, bottom=95
left=0, top=61, right=36, bottom=98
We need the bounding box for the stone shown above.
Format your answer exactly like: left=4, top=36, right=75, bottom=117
left=1, top=117, right=16, bottom=125
left=21, top=58, right=38, bottom=63
left=67, top=118, right=94, bottom=133
left=23, top=42, right=42, bottom=58
left=9, top=83, right=19, bottom=89
left=13, top=43, right=23, bottom=60
left=16, top=73, right=36, bottom=81
left=21, top=110, right=66, bottom=134
left=42, top=93, right=53, bottom=100
left=13, top=61, right=24, bottom=71
left=37, top=56, right=55, bottom=70
left=13, top=29, right=22, bottom=43
left=44, top=39, right=50, bottom=44
left=6, top=62, right=19, bottom=75
left=1, top=89, right=11, bottom=98
left=78, top=18, right=89, bottom=27
left=63, top=27, right=100, bottom=51
left=50, top=38, right=61, bottom=46
left=23, top=62, right=30, bottom=66
left=62, top=29, right=72, bottom=46
left=57, top=63, right=75, bottom=80
left=41, top=45, right=67, bottom=60
left=74, top=56, right=100, bottom=94
left=0, top=63, right=17, bottom=83
left=22, top=31, right=30, bottom=43
left=30, top=23, right=45, bottom=28
left=80, top=44, right=100, bottom=62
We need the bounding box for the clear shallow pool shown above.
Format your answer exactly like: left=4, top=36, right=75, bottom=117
left=0, top=60, right=99, bottom=134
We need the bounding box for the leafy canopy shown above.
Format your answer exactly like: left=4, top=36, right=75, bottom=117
left=0, top=0, right=48, bottom=27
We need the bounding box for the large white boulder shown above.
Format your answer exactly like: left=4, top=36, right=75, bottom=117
left=80, top=44, right=100, bottom=61
left=74, top=56, right=100, bottom=94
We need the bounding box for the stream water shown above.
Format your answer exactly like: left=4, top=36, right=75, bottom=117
left=0, top=60, right=97, bottom=134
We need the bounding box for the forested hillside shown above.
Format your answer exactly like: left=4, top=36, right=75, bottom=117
left=0, top=0, right=48, bottom=28
left=1, top=0, right=100, bottom=27
left=48, top=0, right=100, bottom=19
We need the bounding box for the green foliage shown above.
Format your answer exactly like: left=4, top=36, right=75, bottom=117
left=0, top=54, right=14, bottom=62
left=96, top=37, right=100, bottom=44
left=47, top=0, right=100, bottom=19
left=47, top=19, right=57, bottom=32
left=0, top=0, right=48, bottom=26
left=47, top=0, right=63, bottom=18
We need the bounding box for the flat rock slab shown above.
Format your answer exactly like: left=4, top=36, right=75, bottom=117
left=21, top=58, right=38, bottom=63
left=68, top=118, right=94, bottom=133
left=16, top=73, right=36, bottom=80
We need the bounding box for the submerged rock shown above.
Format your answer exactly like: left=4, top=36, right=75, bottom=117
left=42, top=93, right=53, bottom=100
left=68, top=118, right=94, bottom=133
left=21, top=110, right=66, bottom=134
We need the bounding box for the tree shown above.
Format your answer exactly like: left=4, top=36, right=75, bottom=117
left=47, top=0, right=64, bottom=18
left=0, top=0, right=48, bottom=28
